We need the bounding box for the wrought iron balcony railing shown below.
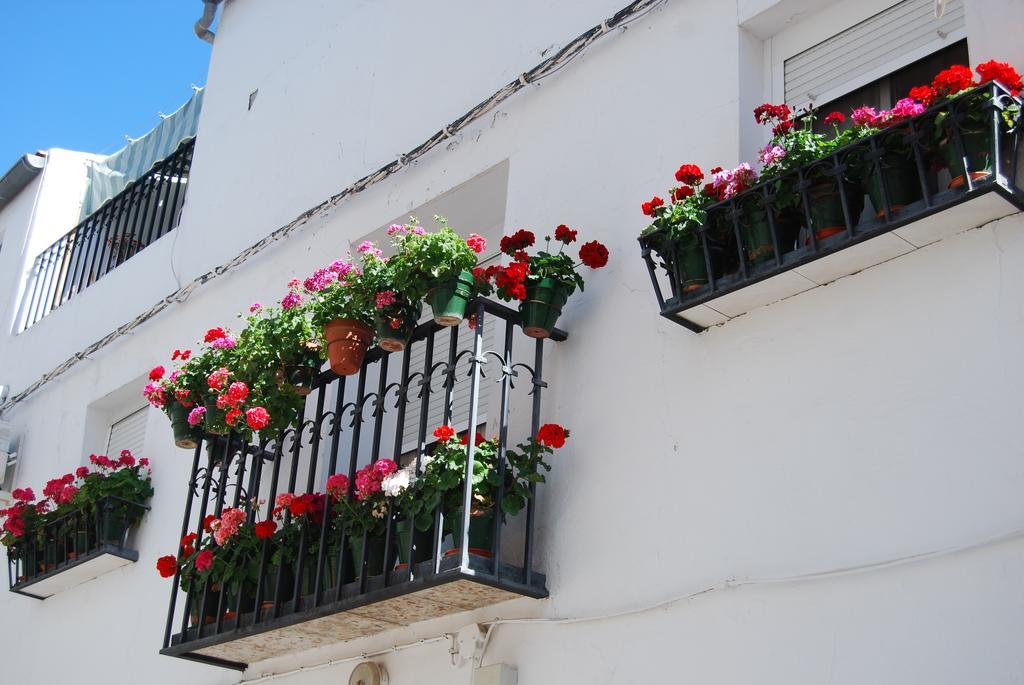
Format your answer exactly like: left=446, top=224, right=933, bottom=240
left=16, top=138, right=195, bottom=332
left=160, top=299, right=566, bottom=670
left=7, top=495, right=148, bottom=599
left=639, top=82, right=1024, bottom=332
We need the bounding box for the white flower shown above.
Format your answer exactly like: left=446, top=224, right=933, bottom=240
left=382, top=469, right=413, bottom=497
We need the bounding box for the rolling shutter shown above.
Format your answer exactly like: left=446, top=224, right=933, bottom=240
left=401, top=323, right=494, bottom=454
left=784, top=0, right=966, bottom=109
left=107, top=407, right=148, bottom=457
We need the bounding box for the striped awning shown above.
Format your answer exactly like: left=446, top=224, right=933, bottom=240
left=80, top=87, right=204, bottom=220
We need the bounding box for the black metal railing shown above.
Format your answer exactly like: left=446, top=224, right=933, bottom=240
left=639, top=82, right=1024, bottom=332
left=160, top=299, right=565, bottom=669
left=7, top=495, right=148, bottom=598
left=16, top=138, right=195, bottom=332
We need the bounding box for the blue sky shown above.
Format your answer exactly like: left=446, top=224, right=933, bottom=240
left=0, top=2, right=213, bottom=166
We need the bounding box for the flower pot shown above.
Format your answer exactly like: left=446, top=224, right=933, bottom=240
left=223, top=583, right=257, bottom=621
left=673, top=234, right=710, bottom=293
left=519, top=278, right=572, bottom=339
left=168, top=402, right=200, bottom=449
left=942, top=128, right=993, bottom=189
left=375, top=301, right=422, bottom=352
left=260, top=563, right=296, bottom=609
left=807, top=178, right=864, bottom=242
left=189, top=585, right=223, bottom=627
left=866, top=155, right=924, bottom=217
left=348, top=534, right=387, bottom=578
left=428, top=270, right=476, bottom=326
left=740, top=205, right=776, bottom=266
left=323, top=319, right=374, bottom=376
left=100, top=506, right=131, bottom=547
left=283, top=353, right=320, bottom=396
left=446, top=508, right=495, bottom=559
left=395, top=519, right=435, bottom=570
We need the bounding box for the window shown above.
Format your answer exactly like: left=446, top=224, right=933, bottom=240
left=811, top=40, right=968, bottom=132
left=106, top=407, right=147, bottom=457
left=780, top=0, right=967, bottom=112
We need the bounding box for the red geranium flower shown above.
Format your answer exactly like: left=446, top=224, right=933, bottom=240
left=227, top=381, right=249, bottom=405
left=460, top=432, right=486, bottom=446
left=822, top=111, right=845, bottom=126
left=499, top=229, right=536, bottom=255
left=434, top=425, right=456, bottom=442
left=204, top=327, right=227, bottom=343
left=641, top=196, right=665, bottom=217
left=976, top=60, right=1023, bottom=96
left=326, top=473, right=350, bottom=501
left=156, top=555, right=178, bottom=578
left=579, top=241, right=609, bottom=269
left=246, top=406, right=271, bottom=431
left=225, top=408, right=243, bottom=426
left=149, top=365, right=165, bottom=381
left=674, top=164, right=703, bottom=185
left=671, top=186, right=694, bottom=203
left=908, top=85, right=936, bottom=105
left=254, top=520, right=277, bottom=539
left=194, top=550, right=213, bottom=572
left=466, top=233, right=487, bottom=254
left=536, top=423, right=570, bottom=449
left=771, top=119, right=794, bottom=136
left=203, top=514, right=217, bottom=532
left=554, top=224, right=578, bottom=243
left=932, top=64, right=975, bottom=98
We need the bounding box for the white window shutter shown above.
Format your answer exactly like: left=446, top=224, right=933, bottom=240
left=784, top=0, right=966, bottom=109
left=107, top=407, right=148, bottom=457
left=401, top=323, right=493, bottom=454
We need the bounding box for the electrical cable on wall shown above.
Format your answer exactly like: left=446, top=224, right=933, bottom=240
left=235, top=523, right=1024, bottom=683
left=0, top=0, right=668, bottom=417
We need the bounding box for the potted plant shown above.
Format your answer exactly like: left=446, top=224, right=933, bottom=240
left=237, top=302, right=321, bottom=396
left=378, top=459, right=437, bottom=570
left=328, top=460, right=398, bottom=578
left=358, top=237, right=422, bottom=352
left=482, top=226, right=608, bottom=338
left=916, top=62, right=1023, bottom=188
left=303, top=257, right=376, bottom=376
left=1, top=488, right=47, bottom=579
left=389, top=217, right=486, bottom=326
left=422, top=423, right=568, bottom=559
left=75, top=451, right=154, bottom=545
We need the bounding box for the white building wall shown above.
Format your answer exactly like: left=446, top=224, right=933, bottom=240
left=1, top=1, right=1024, bottom=683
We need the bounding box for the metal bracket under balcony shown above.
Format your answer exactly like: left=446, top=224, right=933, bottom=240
left=639, top=83, right=1024, bottom=332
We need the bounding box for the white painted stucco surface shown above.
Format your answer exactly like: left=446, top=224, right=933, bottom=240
left=1, top=1, right=1024, bottom=683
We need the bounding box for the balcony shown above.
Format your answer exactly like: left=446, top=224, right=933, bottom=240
left=16, top=138, right=195, bottom=332
left=7, top=496, right=148, bottom=599
left=639, top=83, right=1024, bottom=332
left=159, top=300, right=565, bottom=670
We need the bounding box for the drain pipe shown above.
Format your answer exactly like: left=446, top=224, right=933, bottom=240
left=194, top=0, right=223, bottom=44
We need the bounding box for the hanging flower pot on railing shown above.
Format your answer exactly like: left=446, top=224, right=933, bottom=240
left=865, top=154, right=925, bottom=217
left=167, top=402, right=201, bottom=449
left=374, top=298, right=422, bottom=353
left=347, top=534, right=387, bottom=578
left=806, top=173, right=865, bottom=243
left=281, top=346, right=322, bottom=396
left=427, top=270, right=476, bottom=326
left=941, top=127, right=993, bottom=188
left=739, top=200, right=777, bottom=267
left=483, top=225, right=608, bottom=336
left=323, top=319, right=374, bottom=376
left=520, top=278, right=572, bottom=339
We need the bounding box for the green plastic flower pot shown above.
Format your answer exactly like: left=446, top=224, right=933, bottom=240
left=942, top=128, right=993, bottom=189
left=866, top=155, right=925, bottom=217
left=168, top=402, right=200, bottom=450
left=283, top=351, right=321, bottom=396
left=740, top=204, right=776, bottom=266
left=376, top=301, right=422, bottom=352
left=428, top=270, right=476, bottom=326
left=807, top=178, right=864, bottom=242
left=447, top=508, right=495, bottom=559
left=260, top=563, right=296, bottom=610
left=674, top=234, right=709, bottom=293
left=395, top=519, right=435, bottom=569
left=347, top=534, right=387, bottom=578
left=519, top=278, right=572, bottom=339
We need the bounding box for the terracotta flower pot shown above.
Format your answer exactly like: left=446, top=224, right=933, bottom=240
left=323, top=319, right=374, bottom=376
